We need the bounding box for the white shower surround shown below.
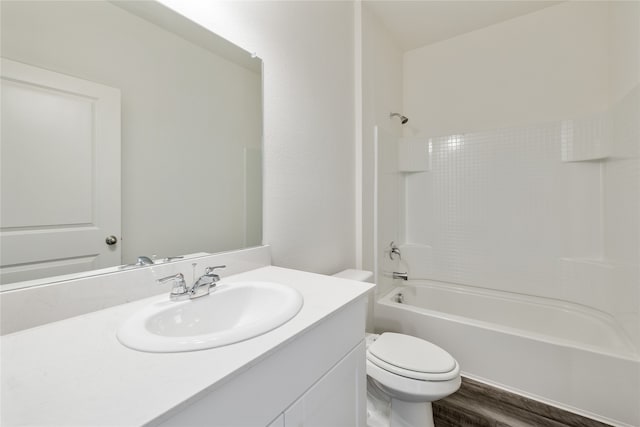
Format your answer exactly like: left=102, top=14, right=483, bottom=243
left=395, top=0, right=640, bottom=354
left=372, top=94, right=639, bottom=424
left=371, top=95, right=639, bottom=427
left=374, top=281, right=640, bottom=427
left=400, top=90, right=640, bottom=351
left=374, top=20, right=638, bottom=421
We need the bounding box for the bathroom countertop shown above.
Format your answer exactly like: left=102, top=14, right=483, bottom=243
left=1, top=266, right=374, bottom=426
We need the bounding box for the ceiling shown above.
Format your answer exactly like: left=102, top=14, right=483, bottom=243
left=364, top=0, right=562, bottom=51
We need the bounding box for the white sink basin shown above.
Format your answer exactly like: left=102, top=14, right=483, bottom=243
left=117, top=281, right=303, bottom=352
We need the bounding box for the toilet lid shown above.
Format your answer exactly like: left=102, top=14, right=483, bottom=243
left=367, top=333, right=456, bottom=374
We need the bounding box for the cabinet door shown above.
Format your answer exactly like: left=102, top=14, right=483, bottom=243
left=284, top=342, right=365, bottom=427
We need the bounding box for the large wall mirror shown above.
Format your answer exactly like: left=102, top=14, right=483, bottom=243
left=0, top=0, right=263, bottom=289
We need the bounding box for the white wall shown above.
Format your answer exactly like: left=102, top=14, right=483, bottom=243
left=609, top=1, right=640, bottom=104
left=404, top=1, right=610, bottom=136
left=1, top=1, right=262, bottom=265
left=160, top=0, right=356, bottom=274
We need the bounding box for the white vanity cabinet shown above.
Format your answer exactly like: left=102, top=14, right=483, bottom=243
left=282, top=342, right=365, bottom=427
left=1, top=262, right=374, bottom=427
left=266, top=341, right=365, bottom=427
left=153, top=297, right=368, bottom=427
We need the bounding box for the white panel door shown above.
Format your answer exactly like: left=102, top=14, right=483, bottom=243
left=1, top=58, right=121, bottom=285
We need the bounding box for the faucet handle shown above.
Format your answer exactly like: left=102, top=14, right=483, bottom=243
left=188, top=265, right=226, bottom=299
left=201, top=265, right=226, bottom=285
left=157, top=273, right=188, bottom=300
left=389, top=242, right=401, bottom=260
left=204, top=265, right=226, bottom=276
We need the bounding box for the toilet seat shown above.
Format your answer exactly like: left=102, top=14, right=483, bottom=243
left=367, top=333, right=460, bottom=381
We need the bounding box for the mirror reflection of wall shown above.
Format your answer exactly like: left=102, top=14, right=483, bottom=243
left=0, top=0, right=263, bottom=287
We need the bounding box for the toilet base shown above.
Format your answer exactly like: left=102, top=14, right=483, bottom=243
left=367, top=378, right=390, bottom=427
left=367, top=379, right=436, bottom=427
left=389, top=399, right=433, bottom=427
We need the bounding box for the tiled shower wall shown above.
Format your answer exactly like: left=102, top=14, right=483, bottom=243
left=404, top=87, right=639, bottom=349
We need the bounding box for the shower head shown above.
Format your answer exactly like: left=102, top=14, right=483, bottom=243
left=390, top=112, right=409, bottom=124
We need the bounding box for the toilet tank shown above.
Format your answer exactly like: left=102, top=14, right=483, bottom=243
left=332, top=269, right=373, bottom=283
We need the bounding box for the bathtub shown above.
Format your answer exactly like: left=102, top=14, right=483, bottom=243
left=374, top=280, right=640, bottom=427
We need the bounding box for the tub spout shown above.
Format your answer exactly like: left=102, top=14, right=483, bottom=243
left=392, top=271, right=408, bottom=280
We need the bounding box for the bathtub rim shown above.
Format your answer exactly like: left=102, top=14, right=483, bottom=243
left=377, top=280, right=639, bottom=362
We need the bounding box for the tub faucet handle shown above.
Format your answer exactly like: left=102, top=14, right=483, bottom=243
left=389, top=241, right=401, bottom=260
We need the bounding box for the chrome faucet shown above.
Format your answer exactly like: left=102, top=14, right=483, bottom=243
left=389, top=241, right=401, bottom=260
left=120, top=255, right=187, bottom=270
left=119, top=255, right=156, bottom=270
left=136, top=256, right=155, bottom=266
left=392, top=271, right=408, bottom=280
left=190, top=265, right=226, bottom=298
left=158, top=273, right=189, bottom=300
left=157, top=265, right=226, bottom=301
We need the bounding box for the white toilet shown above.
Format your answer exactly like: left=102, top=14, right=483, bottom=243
left=333, top=270, right=461, bottom=427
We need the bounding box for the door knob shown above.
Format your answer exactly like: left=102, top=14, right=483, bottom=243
left=105, top=235, right=118, bottom=245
